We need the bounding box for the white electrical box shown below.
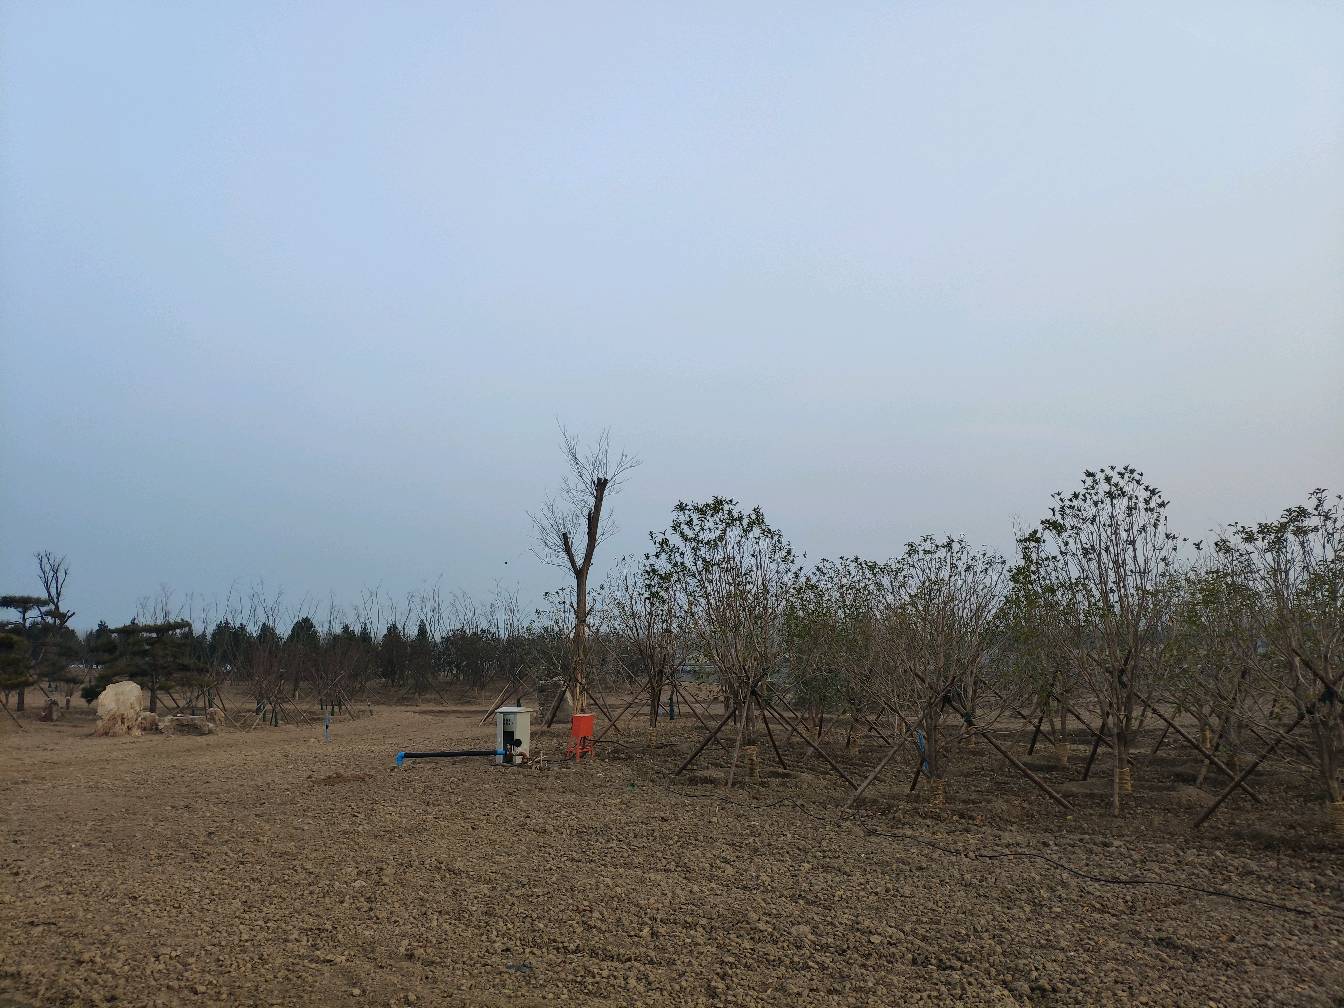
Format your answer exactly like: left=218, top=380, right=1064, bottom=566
left=495, top=706, right=531, bottom=765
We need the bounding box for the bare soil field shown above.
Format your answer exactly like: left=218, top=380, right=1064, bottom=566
left=2, top=701, right=1342, bottom=1007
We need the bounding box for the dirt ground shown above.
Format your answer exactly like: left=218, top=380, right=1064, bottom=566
left=2, top=698, right=1342, bottom=1008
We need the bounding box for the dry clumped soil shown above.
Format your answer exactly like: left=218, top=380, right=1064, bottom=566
left=2, top=701, right=1342, bottom=1008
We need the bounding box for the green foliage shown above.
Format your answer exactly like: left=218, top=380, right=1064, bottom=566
left=286, top=617, right=321, bottom=651
left=1025, top=465, right=1184, bottom=680
left=87, top=619, right=203, bottom=707
left=652, top=497, right=802, bottom=699
left=1, top=595, right=49, bottom=625
left=0, top=632, right=34, bottom=694
left=1215, top=490, right=1342, bottom=704
left=380, top=623, right=408, bottom=684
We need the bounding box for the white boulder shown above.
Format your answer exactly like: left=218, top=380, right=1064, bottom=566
left=94, top=681, right=144, bottom=737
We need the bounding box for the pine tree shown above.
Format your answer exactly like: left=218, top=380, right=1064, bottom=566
left=30, top=621, right=83, bottom=710
left=380, top=623, right=408, bottom=684
left=0, top=632, right=34, bottom=712
left=92, top=620, right=201, bottom=713
left=285, top=617, right=321, bottom=697
left=408, top=620, right=434, bottom=701
left=1, top=595, right=47, bottom=711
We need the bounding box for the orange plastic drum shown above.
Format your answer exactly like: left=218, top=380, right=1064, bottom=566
left=566, top=714, right=596, bottom=760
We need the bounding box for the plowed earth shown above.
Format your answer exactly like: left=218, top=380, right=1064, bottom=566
left=2, top=700, right=1342, bottom=1007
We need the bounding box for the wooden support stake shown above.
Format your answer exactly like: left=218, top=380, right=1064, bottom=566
left=912, top=668, right=1073, bottom=811
left=672, top=704, right=737, bottom=776
left=0, top=698, right=25, bottom=730
left=842, top=740, right=905, bottom=811
left=907, top=756, right=924, bottom=793
left=755, top=696, right=789, bottom=771
left=1192, top=714, right=1303, bottom=829
left=1082, top=708, right=1110, bottom=781
left=1139, top=695, right=1262, bottom=803
left=1027, top=709, right=1046, bottom=756
left=763, top=700, right=856, bottom=789
left=853, top=710, right=895, bottom=749
left=593, top=688, right=646, bottom=744
left=1146, top=724, right=1170, bottom=760
left=1192, top=668, right=1343, bottom=829
left=668, top=681, right=733, bottom=755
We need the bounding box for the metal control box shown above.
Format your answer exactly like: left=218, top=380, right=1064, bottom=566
left=494, top=706, right=532, bottom=765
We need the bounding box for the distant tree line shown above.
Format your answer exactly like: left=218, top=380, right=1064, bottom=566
left=4, top=458, right=1340, bottom=828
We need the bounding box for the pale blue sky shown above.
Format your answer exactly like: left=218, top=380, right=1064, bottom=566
left=2, top=2, right=1342, bottom=629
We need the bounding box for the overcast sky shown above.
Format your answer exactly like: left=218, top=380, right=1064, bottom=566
left=2, top=2, right=1341, bottom=630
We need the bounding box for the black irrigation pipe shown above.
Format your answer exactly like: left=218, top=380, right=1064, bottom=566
left=653, top=781, right=1337, bottom=922
left=395, top=749, right=501, bottom=765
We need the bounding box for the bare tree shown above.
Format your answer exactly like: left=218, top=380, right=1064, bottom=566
left=36, top=552, right=71, bottom=622
left=531, top=426, right=638, bottom=722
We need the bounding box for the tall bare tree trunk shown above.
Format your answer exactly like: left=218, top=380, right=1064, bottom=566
left=571, top=566, right=589, bottom=714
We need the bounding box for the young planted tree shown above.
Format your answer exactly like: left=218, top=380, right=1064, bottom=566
left=315, top=624, right=370, bottom=712
left=246, top=622, right=287, bottom=722
left=1027, top=466, right=1183, bottom=815
left=1215, top=490, right=1343, bottom=829
left=785, top=556, right=881, bottom=750
left=878, top=537, right=1007, bottom=802
left=608, top=555, right=681, bottom=741
left=1167, top=556, right=1268, bottom=782
left=655, top=498, right=802, bottom=783
left=30, top=620, right=82, bottom=712
left=533, top=587, right=582, bottom=720
left=531, top=426, right=638, bottom=723
left=1003, top=534, right=1082, bottom=768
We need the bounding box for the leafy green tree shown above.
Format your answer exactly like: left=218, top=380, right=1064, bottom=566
left=878, top=537, right=1007, bottom=801
left=1216, top=489, right=1343, bottom=822
left=784, top=556, right=880, bottom=746
left=652, top=497, right=802, bottom=782
left=1025, top=466, right=1184, bottom=815
left=208, top=620, right=254, bottom=673
left=0, top=595, right=48, bottom=627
